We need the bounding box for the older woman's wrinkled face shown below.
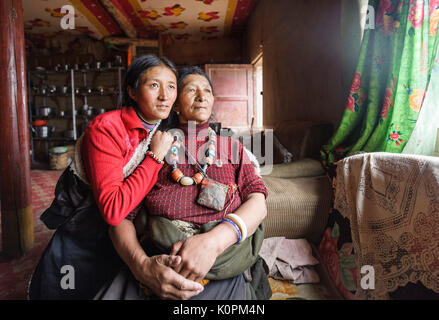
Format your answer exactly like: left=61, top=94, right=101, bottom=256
left=176, top=74, right=214, bottom=124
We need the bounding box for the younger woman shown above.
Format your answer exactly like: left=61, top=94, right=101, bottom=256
left=28, top=55, right=195, bottom=299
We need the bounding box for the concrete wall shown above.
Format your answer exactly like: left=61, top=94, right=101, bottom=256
left=244, top=0, right=366, bottom=128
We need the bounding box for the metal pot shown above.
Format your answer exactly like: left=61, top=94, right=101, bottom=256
left=36, top=106, right=55, bottom=117
left=96, top=86, right=105, bottom=94
left=64, top=130, right=75, bottom=139
left=114, top=55, right=122, bottom=66
left=32, top=86, right=40, bottom=94
left=84, top=107, right=95, bottom=117
left=81, top=87, right=93, bottom=95
left=48, top=85, right=57, bottom=94
left=60, top=86, right=69, bottom=94
left=32, top=125, right=55, bottom=138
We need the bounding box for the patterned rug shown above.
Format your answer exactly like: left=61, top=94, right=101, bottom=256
left=0, top=169, right=62, bottom=300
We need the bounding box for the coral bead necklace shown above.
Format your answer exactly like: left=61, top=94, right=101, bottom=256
left=170, top=127, right=217, bottom=186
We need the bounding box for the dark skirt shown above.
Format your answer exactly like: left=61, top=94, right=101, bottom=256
left=28, top=226, right=122, bottom=300
left=93, top=266, right=247, bottom=300
left=28, top=167, right=123, bottom=300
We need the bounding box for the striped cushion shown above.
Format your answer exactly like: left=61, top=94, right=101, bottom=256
left=261, top=175, right=331, bottom=244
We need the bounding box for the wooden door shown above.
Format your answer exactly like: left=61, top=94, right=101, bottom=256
left=205, top=64, right=254, bottom=129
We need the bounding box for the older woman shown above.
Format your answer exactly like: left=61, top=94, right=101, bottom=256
left=103, top=66, right=271, bottom=300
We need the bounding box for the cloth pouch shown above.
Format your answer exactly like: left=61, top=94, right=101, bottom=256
left=197, top=179, right=229, bottom=211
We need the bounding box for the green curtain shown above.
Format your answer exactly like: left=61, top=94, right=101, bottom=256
left=402, top=45, right=439, bottom=156
left=321, top=0, right=439, bottom=166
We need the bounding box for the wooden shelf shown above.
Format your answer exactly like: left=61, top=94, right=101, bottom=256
left=32, top=92, right=121, bottom=97
left=31, top=67, right=125, bottom=75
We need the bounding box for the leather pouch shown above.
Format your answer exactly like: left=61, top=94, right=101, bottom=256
left=197, top=179, right=229, bottom=211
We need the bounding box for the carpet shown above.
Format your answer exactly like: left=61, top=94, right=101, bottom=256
left=0, top=169, right=62, bottom=300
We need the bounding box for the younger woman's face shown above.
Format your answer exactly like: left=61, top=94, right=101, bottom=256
left=129, top=65, right=177, bottom=123
left=176, top=74, right=214, bottom=124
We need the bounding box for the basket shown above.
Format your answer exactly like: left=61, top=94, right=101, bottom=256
left=49, top=146, right=69, bottom=170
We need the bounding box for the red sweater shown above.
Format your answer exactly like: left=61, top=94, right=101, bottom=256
left=81, top=106, right=163, bottom=226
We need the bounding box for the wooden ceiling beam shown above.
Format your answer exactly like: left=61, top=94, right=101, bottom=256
left=99, top=0, right=137, bottom=38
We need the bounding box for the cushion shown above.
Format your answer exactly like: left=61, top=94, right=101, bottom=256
left=261, top=175, right=331, bottom=244
left=264, top=158, right=325, bottom=178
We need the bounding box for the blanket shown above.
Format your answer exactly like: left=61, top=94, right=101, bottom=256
left=259, top=237, right=320, bottom=284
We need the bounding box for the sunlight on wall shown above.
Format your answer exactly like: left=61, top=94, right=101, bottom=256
left=359, top=0, right=370, bottom=43
left=340, top=0, right=370, bottom=95
left=435, top=128, right=439, bottom=156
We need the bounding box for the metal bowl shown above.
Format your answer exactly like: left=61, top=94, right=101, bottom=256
left=47, top=85, right=57, bottom=94
left=36, top=106, right=55, bottom=117
left=33, top=125, right=55, bottom=138
left=59, top=86, right=69, bottom=94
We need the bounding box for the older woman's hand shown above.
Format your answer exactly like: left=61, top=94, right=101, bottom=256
left=133, top=254, right=204, bottom=300
left=109, top=219, right=203, bottom=300
left=170, top=222, right=238, bottom=281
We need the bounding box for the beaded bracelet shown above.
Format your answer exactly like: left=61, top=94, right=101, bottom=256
left=225, top=213, right=247, bottom=243
left=220, top=218, right=242, bottom=243
left=146, top=151, right=163, bottom=164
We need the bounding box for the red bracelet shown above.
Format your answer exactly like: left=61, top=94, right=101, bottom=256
left=146, top=151, right=163, bottom=164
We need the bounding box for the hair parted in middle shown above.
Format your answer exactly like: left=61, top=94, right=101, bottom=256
left=122, top=54, right=179, bottom=130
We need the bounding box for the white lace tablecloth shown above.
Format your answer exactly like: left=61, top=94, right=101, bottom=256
left=335, top=152, right=439, bottom=299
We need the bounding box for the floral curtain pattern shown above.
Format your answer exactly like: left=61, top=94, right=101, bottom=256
left=321, top=0, right=439, bottom=166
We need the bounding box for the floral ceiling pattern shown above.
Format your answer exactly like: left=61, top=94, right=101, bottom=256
left=23, top=0, right=257, bottom=42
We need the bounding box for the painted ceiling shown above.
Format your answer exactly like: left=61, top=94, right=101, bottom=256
left=23, top=0, right=258, bottom=43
